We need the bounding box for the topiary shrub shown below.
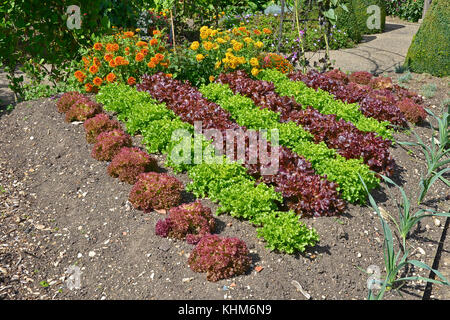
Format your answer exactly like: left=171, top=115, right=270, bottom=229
left=188, top=234, right=251, bottom=282
left=155, top=201, right=215, bottom=244
left=404, top=0, right=450, bottom=77
left=107, top=147, right=158, bottom=184
left=65, top=99, right=102, bottom=122
left=83, top=113, right=122, bottom=144
left=91, top=129, right=132, bottom=161
left=396, top=98, right=427, bottom=124
left=351, top=0, right=386, bottom=34
left=335, top=1, right=363, bottom=43
left=128, top=172, right=184, bottom=212
left=348, top=70, right=373, bottom=85
left=56, top=92, right=88, bottom=113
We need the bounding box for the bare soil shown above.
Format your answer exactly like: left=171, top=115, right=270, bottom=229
left=0, top=71, right=448, bottom=300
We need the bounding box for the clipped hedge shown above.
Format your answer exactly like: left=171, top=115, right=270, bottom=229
left=336, top=1, right=363, bottom=43
left=404, top=0, right=450, bottom=77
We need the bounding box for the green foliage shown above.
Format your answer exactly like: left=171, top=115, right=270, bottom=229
left=125, top=102, right=177, bottom=135
left=215, top=180, right=283, bottom=224
left=405, top=0, right=450, bottom=77
left=396, top=107, right=450, bottom=204
left=142, top=118, right=192, bottom=154
left=351, top=0, right=386, bottom=34
left=258, top=69, right=393, bottom=140
left=200, top=81, right=380, bottom=203
left=386, top=0, right=425, bottom=22
left=397, top=71, right=412, bottom=84
left=256, top=211, right=320, bottom=254
left=335, top=1, right=362, bottom=42
left=360, top=175, right=449, bottom=300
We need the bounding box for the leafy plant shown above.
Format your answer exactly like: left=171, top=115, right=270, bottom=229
left=188, top=234, right=251, bottom=282
left=107, top=147, right=158, bottom=184
left=397, top=107, right=449, bottom=204
left=65, top=99, right=102, bottom=122
left=91, top=129, right=132, bottom=161
left=360, top=175, right=449, bottom=300
left=256, top=210, right=320, bottom=254
left=128, top=172, right=184, bottom=212
left=155, top=200, right=215, bottom=244
left=83, top=113, right=122, bottom=143
left=421, top=83, right=437, bottom=99
left=57, top=92, right=90, bottom=114
left=398, top=71, right=412, bottom=84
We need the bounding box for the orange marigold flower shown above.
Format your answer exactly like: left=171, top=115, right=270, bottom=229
left=153, top=30, right=161, bottom=36
left=140, top=48, right=149, bottom=56
left=82, top=56, right=90, bottom=65
left=147, top=61, right=156, bottom=68
left=85, top=83, right=93, bottom=92
left=127, top=77, right=136, bottom=86
left=106, top=73, right=116, bottom=83
left=93, top=43, right=103, bottom=50
left=238, top=26, right=246, bottom=32
left=155, top=53, right=164, bottom=61
left=93, top=77, right=103, bottom=86
left=123, top=31, right=135, bottom=38
left=209, top=75, right=215, bottom=82
left=93, top=57, right=101, bottom=66
left=165, top=73, right=172, bottom=78
left=253, top=29, right=261, bottom=35
left=109, top=60, right=116, bottom=68
left=262, top=28, right=271, bottom=34
left=114, top=56, right=126, bottom=66
left=136, top=41, right=148, bottom=47
left=149, top=38, right=158, bottom=46
left=160, top=61, right=169, bottom=68
left=89, top=65, right=99, bottom=74
left=104, top=54, right=114, bottom=62
left=135, top=53, right=145, bottom=62
left=74, top=70, right=86, bottom=82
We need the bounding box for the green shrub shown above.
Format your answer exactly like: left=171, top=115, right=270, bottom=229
left=404, top=0, right=450, bottom=77
left=336, top=1, right=363, bottom=42
left=351, top=0, right=386, bottom=34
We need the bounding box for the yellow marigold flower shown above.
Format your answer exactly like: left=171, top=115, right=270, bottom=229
left=135, top=28, right=141, bottom=32
left=213, top=43, right=219, bottom=50
left=251, top=68, right=260, bottom=77
left=232, top=42, right=243, bottom=52
left=200, top=26, right=209, bottom=33
left=216, top=37, right=226, bottom=44
left=215, top=61, right=221, bottom=69
left=255, top=41, right=264, bottom=49
left=200, top=32, right=209, bottom=40
left=190, top=41, right=200, bottom=50
left=209, top=75, right=215, bottom=82
left=196, top=54, right=205, bottom=62
left=203, top=41, right=214, bottom=51
left=243, top=37, right=253, bottom=44
left=250, top=57, right=259, bottom=67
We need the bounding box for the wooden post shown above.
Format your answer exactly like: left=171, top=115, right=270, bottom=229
left=422, top=0, right=432, bottom=20
left=276, top=0, right=286, bottom=54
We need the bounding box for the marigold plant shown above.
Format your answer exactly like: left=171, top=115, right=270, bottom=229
left=83, top=113, right=121, bottom=144
left=91, top=129, right=132, bottom=161
left=260, top=53, right=293, bottom=74
left=107, top=147, right=158, bottom=184
left=155, top=201, right=215, bottom=244
left=128, top=172, right=184, bottom=212
left=188, top=234, right=251, bottom=282
left=73, top=29, right=171, bottom=92
left=183, top=25, right=273, bottom=83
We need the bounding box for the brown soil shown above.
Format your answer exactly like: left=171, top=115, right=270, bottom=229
left=0, top=73, right=449, bottom=300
